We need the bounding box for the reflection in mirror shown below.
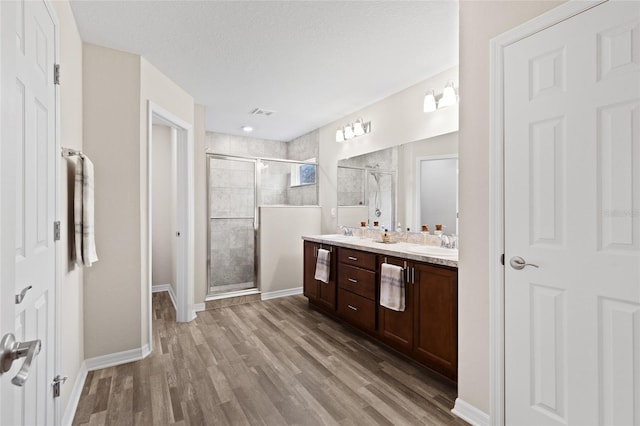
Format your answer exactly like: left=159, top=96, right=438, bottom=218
left=337, top=147, right=397, bottom=231
left=417, top=155, right=458, bottom=235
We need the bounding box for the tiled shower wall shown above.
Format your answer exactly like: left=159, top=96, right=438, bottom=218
left=206, top=130, right=319, bottom=289
left=338, top=147, right=397, bottom=230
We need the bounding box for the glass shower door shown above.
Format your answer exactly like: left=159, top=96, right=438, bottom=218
left=208, top=155, right=257, bottom=295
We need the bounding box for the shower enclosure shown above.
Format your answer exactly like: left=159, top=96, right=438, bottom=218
left=208, top=155, right=258, bottom=295
left=337, top=165, right=396, bottom=230
left=207, top=153, right=318, bottom=296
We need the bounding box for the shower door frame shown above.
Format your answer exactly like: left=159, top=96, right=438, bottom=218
left=206, top=154, right=260, bottom=297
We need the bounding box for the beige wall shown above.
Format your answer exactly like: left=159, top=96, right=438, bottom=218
left=398, top=132, right=458, bottom=231
left=457, top=0, right=564, bottom=414
left=194, top=105, right=207, bottom=304
left=52, top=0, right=84, bottom=416
left=151, top=124, right=176, bottom=291
left=82, top=44, right=142, bottom=358
left=140, top=58, right=194, bottom=334
left=319, top=66, right=459, bottom=234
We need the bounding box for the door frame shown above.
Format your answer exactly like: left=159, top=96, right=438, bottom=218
left=414, top=154, right=458, bottom=235
left=146, top=100, right=194, bottom=332
left=489, top=0, right=607, bottom=424
left=0, top=0, right=61, bottom=423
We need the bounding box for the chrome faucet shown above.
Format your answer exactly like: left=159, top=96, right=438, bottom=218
left=440, top=234, right=458, bottom=249
left=340, top=226, right=353, bottom=237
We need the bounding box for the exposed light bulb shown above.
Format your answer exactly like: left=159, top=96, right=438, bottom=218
left=423, top=89, right=437, bottom=112
left=344, top=124, right=354, bottom=140
left=438, top=81, right=457, bottom=108
left=335, top=128, right=345, bottom=142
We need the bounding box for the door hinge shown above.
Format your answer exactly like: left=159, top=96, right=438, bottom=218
left=54, top=221, right=61, bottom=241
left=500, top=253, right=505, bottom=266
left=53, top=64, right=60, bottom=85
left=52, top=375, right=67, bottom=398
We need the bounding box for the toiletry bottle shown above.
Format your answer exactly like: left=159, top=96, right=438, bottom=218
left=396, top=222, right=402, bottom=233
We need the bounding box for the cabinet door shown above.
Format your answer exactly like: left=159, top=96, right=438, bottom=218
left=413, top=262, right=458, bottom=381
left=317, top=247, right=336, bottom=310
left=303, top=241, right=319, bottom=300
left=377, top=256, right=413, bottom=353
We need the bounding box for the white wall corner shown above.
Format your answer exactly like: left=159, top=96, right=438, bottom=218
left=152, top=284, right=177, bottom=311
left=261, top=287, right=303, bottom=301
left=84, top=344, right=151, bottom=372
left=61, top=362, right=88, bottom=426
left=452, top=398, right=490, bottom=426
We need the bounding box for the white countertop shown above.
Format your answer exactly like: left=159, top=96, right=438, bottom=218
left=302, top=234, right=458, bottom=268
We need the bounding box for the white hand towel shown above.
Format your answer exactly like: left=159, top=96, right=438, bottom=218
left=314, top=248, right=330, bottom=283
left=73, top=156, right=98, bottom=267
left=73, top=157, right=83, bottom=267
left=380, top=263, right=405, bottom=312
left=81, top=156, right=98, bottom=266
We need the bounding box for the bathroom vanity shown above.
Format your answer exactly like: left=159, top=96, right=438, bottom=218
left=302, top=235, right=458, bottom=383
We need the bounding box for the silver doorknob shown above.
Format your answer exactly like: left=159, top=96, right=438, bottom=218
left=509, top=256, right=539, bottom=270
left=0, top=333, right=41, bottom=386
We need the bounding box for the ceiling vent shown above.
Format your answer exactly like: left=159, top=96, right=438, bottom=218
left=250, top=108, right=276, bottom=116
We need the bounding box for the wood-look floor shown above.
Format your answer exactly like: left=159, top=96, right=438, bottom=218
left=73, top=292, right=466, bottom=425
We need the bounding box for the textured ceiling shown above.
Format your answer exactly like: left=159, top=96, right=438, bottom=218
left=70, top=1, right=459, bottom=141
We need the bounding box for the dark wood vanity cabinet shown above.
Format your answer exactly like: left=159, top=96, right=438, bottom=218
left=412, top=262, right=458, bottom=381
left=337, top=248, right=377, bottom=332
left=303, top=240, right=458, bottom=383
left=377, top=256, right=414, bottom=353
left=303, top=241, right=337, bottom=311
left=377, top=257, right=458, bottom=381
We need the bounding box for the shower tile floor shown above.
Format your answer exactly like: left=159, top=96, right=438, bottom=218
left=72, top=292, right=466, bottom=425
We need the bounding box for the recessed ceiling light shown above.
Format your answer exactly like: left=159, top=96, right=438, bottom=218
left=241, top=126, right=253, bottom=133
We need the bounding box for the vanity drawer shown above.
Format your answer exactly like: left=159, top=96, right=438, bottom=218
left=338, top=265, right=376, bottom=300
left=338, top=248, right=377, bottom=271
left=337, top=289, right=376, bottom=331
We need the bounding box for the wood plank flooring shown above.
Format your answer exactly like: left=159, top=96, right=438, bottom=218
left=73, top=292, right=466, bottom=425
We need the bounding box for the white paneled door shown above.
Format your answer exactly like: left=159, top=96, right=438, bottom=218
left=504, top=1, right=640, bottom=424
left=0, top=0, right=57, bottom=425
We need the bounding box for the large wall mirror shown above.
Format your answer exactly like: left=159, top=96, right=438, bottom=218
left=337, top=132, right=458, bottom=235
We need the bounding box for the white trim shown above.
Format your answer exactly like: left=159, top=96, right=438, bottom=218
left=84, top=344, right=151, bottom=372
left=43, top=0, right=62, bottom=424
left=152, top=284, right=177, bottom=310
left=261, top=287, right=303, bottom=301
left=488, top=1, right=606, bottom=424
left=61, top=362, right=87, bottom=426
left=147, top=98, right=195, bottom=364
left=452, top=398, right=490, bottom=426
left=193, top=302, right=205, bottom=313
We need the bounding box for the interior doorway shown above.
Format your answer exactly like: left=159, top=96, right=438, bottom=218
left=146, top=101, right=194, bottom=337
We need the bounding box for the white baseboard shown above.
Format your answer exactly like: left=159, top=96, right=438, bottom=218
left=452, top=398, right=490, bottom=426
left=261, top=287, right=303, bottom=301
left=84, top=344, right=151, bottom=372
left=61, top=362, right=88, bottom=426
left=152, top=284, right=177, bottom=310
left=193, top=302, right=205, bottom=316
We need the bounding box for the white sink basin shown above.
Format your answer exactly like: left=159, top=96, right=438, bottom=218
left=405, top=246, right=458, bottom=258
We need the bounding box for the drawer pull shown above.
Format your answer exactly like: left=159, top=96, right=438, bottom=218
left=348, top=278, right=358, bottom=283
left=348, top=256, right=358, bottom=261
left=348, top=305, right=358, bottom=311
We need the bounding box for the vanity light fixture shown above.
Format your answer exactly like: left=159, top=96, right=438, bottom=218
left=423, top=81, right=459, bottom=112
left=423, top=89, right=437, bottom=113
left=335, top=118, right=371, bottom=142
